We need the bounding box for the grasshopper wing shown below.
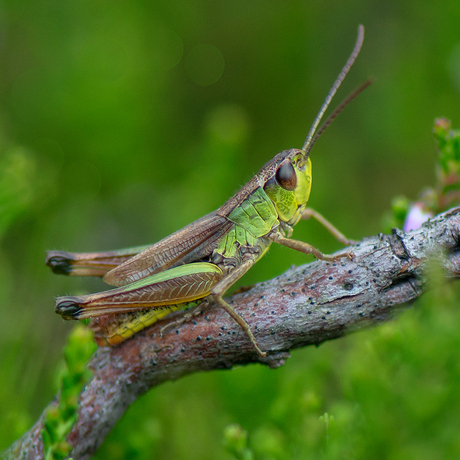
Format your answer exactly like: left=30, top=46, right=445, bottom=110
left=103, top=211, right=232, bottom=287
left=56, top=262, right=223, bottom=319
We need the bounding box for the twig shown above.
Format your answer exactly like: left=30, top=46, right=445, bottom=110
left=4, top=207, right=460, bottom=460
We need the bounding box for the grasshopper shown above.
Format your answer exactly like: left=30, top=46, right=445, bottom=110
left=47, top=26, right=369, bottom=357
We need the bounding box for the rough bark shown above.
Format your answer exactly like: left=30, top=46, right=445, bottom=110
left=4, top=207, right=460, bottom=460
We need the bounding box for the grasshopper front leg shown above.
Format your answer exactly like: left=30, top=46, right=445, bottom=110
left=301, top=208, right=358, bottom=246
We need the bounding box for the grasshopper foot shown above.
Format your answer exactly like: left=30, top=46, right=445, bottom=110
left=334, top=250, right=355, bottom=262
left=321, top=250, right=354, bottom=263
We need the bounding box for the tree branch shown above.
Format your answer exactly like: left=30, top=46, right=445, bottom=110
left=5, top=207, right=460, bottom=460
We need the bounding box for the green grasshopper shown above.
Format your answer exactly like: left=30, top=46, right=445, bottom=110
left=47, top=26, right=368, bottom=357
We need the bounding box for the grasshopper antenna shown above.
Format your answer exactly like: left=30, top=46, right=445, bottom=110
left=302, top=24, right=365, bottom=155
left=308, top=78, right=374, bottom=151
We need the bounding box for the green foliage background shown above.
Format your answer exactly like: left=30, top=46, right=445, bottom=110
left=1, top=1, right=460, bottom=458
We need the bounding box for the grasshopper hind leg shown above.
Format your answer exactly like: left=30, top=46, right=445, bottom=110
left=158, top=258, right=268, bottom=357
left=210, top=258, right=268, bottom=358
left=211, top=295, right=267, bottom=357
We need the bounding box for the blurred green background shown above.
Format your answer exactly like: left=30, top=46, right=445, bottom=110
left=2, top=0, right=460, bottom=458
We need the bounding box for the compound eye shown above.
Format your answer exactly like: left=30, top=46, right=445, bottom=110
left=275, top=161, right=297, bottom=191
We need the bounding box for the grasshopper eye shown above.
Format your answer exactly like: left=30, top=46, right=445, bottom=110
left=275, top=162, right=297, bottom=191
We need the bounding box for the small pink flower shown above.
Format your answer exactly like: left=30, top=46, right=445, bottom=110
left=403, top=203, right=433, bottom=232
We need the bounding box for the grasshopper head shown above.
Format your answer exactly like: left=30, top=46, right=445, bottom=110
left=263, top=149, right=312, bottom=225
